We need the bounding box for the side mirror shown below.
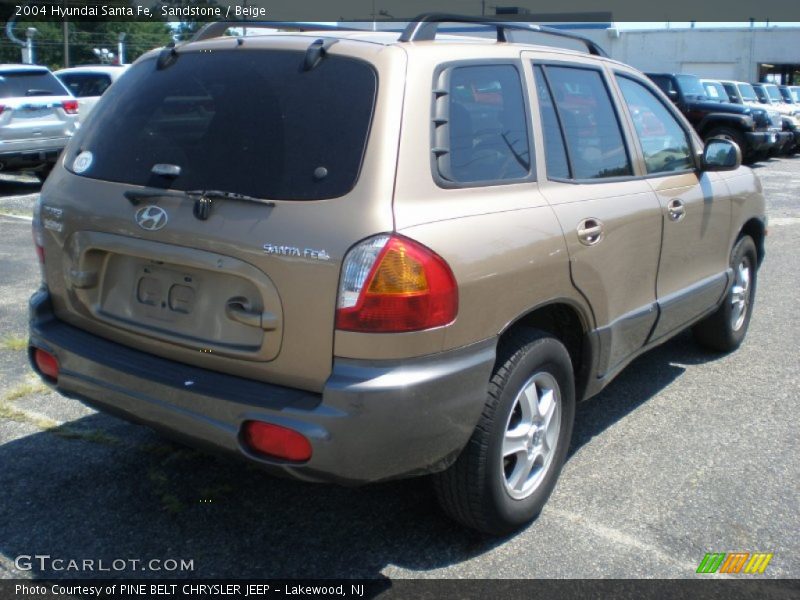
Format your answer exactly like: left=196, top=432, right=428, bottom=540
left=702, top=138, right=741, bottom=171
left=667, top=89, right=679, bottom=102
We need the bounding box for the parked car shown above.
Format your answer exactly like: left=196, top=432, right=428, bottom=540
left=751, top=82, right=800, bottom=154
left=718, top=79, right=793, bottom=155
left=55, top=65, right=128, bottom=120
left=647, top=72, right=775, bottom=163
left=29, top=16, right=766, bottom=535
left=0, top=64, right=79, bottom=180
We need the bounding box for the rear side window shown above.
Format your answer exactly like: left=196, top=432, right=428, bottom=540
left=540, top=65, right=632, bottom=180
left=58, top=73, right=113, bottom=97
left=434, top=63, right=531, bottom=185
left=68, top=50, right=377, bottom=200
left=0, top=70, right=68, bottom=98
left=703, top=82, right=729, bottom=102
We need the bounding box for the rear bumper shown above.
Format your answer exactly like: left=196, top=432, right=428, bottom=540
left=0, top=138, right=68, bottom=170
left=29, top=288, right=496, bottom=485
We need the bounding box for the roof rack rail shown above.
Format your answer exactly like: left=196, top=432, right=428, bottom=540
left=398, top=13, right=608, bottom=57
left=191, top=21, right=369, bottom=43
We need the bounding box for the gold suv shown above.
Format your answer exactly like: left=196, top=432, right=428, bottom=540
left=28, top=15, right=766, bottom=534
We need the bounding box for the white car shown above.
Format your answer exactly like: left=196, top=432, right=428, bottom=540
left=55, top=65, right=128, bottom=119
left=0, top=64, right=79, bottom=179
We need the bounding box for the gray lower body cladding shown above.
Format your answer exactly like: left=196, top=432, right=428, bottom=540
left=28, top=288, right=496, bottom=485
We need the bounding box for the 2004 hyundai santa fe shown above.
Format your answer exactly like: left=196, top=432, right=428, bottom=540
left=28, top=15, right=766, bottom=534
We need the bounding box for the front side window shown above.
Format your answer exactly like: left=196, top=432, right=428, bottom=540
left=738, top=83, right=759, bottom=102
left=765, top=85, right=783, bottom=103
left=435, top=64, right=531, bottom=184
left=541, top=65, right=632, bottom=180
left=722, top=82, right=739, bottom=101
left=617, top=76, right=694, bottom=175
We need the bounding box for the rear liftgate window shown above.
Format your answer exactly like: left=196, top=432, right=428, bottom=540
left=67, top=50, right=377, bottom=200
left=0, top=71, right=68, bottom=97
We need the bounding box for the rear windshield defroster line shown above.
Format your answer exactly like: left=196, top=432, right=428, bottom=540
left=66, top=49, right=378, bottom=201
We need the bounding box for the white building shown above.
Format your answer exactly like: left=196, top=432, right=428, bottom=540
left=571, top=25, right=800, bottom=83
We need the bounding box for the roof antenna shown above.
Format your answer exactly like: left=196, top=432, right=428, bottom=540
left=303, top=38, right=338, bottom=71
left=156, top=41, right=178, bottom=70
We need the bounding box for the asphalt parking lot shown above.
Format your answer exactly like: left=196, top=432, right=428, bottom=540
left=0, top=159, right=798, bottom=581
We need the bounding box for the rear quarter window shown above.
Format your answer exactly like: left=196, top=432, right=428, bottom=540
left=433, top=63, right=532, bottom=185
left=58, top=73, right=113, bottom=97
left=67, top=50, right=377, bottom=201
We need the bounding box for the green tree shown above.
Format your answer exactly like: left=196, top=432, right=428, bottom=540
left=0, top=8, right=174, bottom=69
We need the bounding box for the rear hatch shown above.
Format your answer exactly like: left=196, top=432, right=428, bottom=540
left=39, top=39, right=401, bottom=391
left=0, top=68, right=77, bottom=142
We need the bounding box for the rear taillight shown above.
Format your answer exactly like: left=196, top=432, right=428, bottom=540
left=242, top=421, right=312, bottom=462
left=61, top=99, right=79, bottom=114
left=336, top=234, right=458, bottom=333
left=34, top=348, right=59, bottom=381
left=32, top=196, right=45, bottom=267
left=0, top=105, right=5, bottom=115
left=32, top=230, right=45, bottom=264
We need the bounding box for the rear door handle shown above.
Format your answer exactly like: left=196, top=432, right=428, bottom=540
left=577, top=218, right=604, bottom=246
left=667, top=199, right=686, bottom=221
left=225, top=300, right=278, bottom=331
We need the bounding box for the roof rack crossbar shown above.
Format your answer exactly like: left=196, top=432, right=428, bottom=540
left=398, top=13, right=608, bottom=57
left=191, top=21, right=369, bottom=43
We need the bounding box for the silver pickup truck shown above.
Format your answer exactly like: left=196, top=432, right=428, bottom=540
left=0, top=64, right=79, bottom=180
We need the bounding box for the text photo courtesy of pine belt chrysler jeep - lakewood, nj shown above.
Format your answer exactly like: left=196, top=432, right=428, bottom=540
left=28, top=15, right=766, bottom=535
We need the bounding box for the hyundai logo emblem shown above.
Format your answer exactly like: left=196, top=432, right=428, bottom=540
left=135, top=205, right=168, bottom=231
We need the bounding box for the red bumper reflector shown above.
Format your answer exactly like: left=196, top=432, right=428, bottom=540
left=242, top=421, right=312, bottom=462
left=34, top=348, right=59, bottom=381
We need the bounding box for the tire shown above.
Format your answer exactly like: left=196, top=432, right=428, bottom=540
left=433, top=329, right=575, bottom=535
left=705, top=127, right=750, bottom=163
left=693, top=236, right=757, bottom=353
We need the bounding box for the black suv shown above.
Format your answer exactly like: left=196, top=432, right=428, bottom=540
left=646, top=73, right=775, bottom=163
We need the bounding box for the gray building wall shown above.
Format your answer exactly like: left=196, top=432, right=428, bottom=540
left=570, top=27, right=800, bottom=82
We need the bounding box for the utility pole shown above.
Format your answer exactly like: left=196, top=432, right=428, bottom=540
left=63, top=19, right=70, bottom=67
left=118, top=32, right=126, bottom=64
left=25, top=28, right=37, bottom=64
left=5, top=17, right=27, bottom=63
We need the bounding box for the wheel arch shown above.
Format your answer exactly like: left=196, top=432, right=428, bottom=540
left=698, top=114, right=749, bottom=139
left=739, top=217, right=766, bottom=267
left=497, top=300, right=594, bottom=402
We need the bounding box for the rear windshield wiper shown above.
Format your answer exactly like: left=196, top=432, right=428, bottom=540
left=26, top=89, right=55, bottom=96
left=123, top=188, right=275, bottom=220
left=186, top=190, right=276, bottom=220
